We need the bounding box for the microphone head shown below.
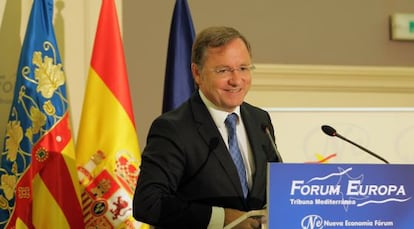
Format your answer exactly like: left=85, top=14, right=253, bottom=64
left=209, top=137, right=219, bottom=151
left=321, top=125, right=337, bottom=137
left=261, top=123, right=270, bottom=133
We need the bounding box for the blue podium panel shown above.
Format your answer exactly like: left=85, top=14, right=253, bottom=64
left=268, top=163, right=414, bottom=228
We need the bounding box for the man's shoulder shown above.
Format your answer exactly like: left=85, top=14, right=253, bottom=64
left=241, top=101, right=267, bottom=113
left=240, top=102, right=271, bottom=123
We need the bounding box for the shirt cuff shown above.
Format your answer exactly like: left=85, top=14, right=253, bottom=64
left=207, top=206, right=224, bottom=229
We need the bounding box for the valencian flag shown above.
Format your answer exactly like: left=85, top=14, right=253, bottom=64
left=75, top=0, right=148, bottom=228
left=0, top=0, right=84, bottom=228
left=162, top=0, right=196, bottom=113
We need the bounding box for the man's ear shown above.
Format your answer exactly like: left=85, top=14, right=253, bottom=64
left=191, top=63, right=200, bottom=85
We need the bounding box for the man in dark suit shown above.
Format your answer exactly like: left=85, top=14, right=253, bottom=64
left=133, top=26, right=280, bottom=229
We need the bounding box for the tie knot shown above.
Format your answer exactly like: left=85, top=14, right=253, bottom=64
left=225, top=113, right=238, bottom=128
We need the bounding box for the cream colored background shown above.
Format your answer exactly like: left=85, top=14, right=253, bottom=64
left=268, top=107, right=414, bottom=164
left=1, top=1, right=414, bottom=153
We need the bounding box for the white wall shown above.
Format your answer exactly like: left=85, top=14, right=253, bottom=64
left=269, top=108, right=414, bottom=164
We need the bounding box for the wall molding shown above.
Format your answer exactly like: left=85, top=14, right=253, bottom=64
left=252, top=64, right=414, bottom=93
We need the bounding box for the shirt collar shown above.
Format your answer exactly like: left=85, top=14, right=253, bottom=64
left=199, top=90, right=241, bottom=128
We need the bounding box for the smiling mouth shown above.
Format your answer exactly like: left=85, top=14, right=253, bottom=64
left=226, top=88, right=241, bottom=93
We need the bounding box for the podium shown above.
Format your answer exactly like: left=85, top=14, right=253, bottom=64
left=267, top=163, right=414, bottom=228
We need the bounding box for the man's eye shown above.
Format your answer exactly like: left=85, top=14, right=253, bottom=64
left=239, top=66, right=249, bottom=72
left=216, top=68, right=230, bottom=74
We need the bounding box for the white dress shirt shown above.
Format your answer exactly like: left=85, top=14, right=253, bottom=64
left=199, top=91, right=255, bottom=229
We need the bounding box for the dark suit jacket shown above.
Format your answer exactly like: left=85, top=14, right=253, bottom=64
left=133, top=91, right=279, bottom=228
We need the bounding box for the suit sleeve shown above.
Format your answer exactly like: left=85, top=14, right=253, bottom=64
left=132, top=117, right=212, bottom=228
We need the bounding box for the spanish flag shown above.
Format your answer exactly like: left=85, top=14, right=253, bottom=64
left=76, top=0, right=147, bottom=228
left=0, top=0, right=84, bottom=228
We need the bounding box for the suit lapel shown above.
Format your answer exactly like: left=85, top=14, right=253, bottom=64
left=190, top=93, right=247, bottom=198
left=240, top=104, right=268, bottom=197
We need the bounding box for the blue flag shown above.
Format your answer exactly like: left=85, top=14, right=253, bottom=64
left=0, top=0, right=84, bottom=228
left=162, top=0, right=196, bottom=113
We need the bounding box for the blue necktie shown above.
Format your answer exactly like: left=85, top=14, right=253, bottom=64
left=225, top=113, right=248, bottom=198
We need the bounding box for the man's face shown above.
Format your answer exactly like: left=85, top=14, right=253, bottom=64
left=193, top=38, right=252, bottom=112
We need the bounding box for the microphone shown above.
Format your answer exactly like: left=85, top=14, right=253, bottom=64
left=208, top=137, right=219, bottom=152
left=321, top=125, right=389, bottom=164
left=262, top=124, right=283, bottom=163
